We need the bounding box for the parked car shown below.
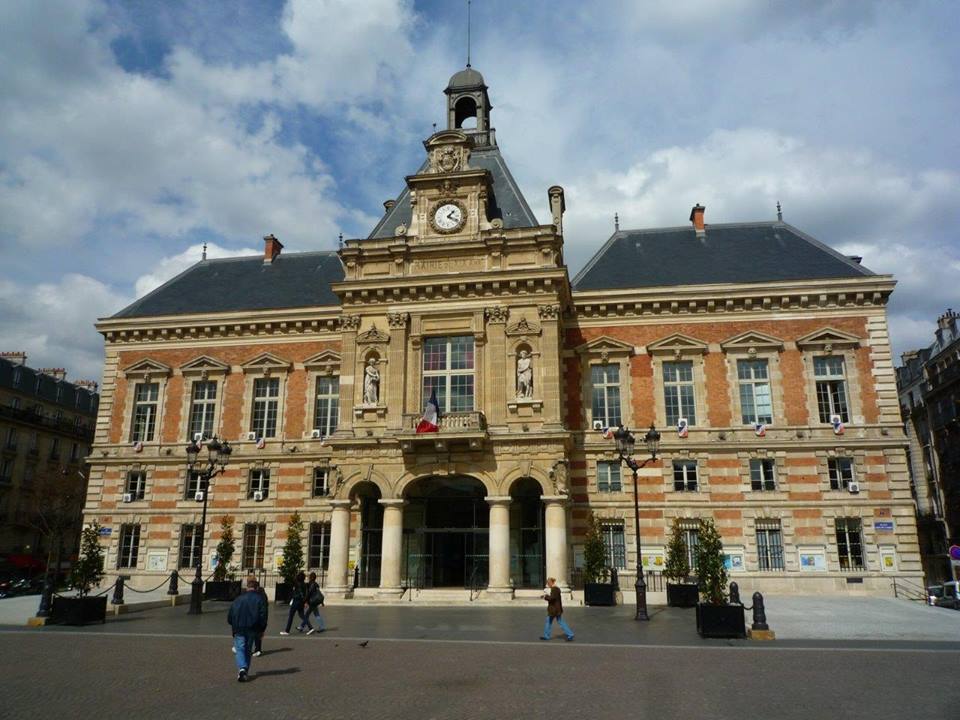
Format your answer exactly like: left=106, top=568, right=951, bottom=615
left=933, top=581, right=960, bottom=610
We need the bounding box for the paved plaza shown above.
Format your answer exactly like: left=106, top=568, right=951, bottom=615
left=2, top=598, right=959, bottom=719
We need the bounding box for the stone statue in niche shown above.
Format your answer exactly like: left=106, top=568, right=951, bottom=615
left=363, top=358, right=380, bottom=405
left=516, top=350, right=534, bottom=399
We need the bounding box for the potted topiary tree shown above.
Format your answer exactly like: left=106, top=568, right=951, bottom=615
left=275, top=511, right=304, bottom=604
left=695, top=518, right=745, bottom=638
left=205, top=515, right=241, bottom=601
left=52, top=521, right=107, bottom=625
left=582, top=513, right=616, bottom=606
left=664, top=518, right=698, bottom=607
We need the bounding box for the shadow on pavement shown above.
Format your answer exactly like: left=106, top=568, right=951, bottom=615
left=259, top=647, right=292, bottom=656
left=249, top=667, right=300, bottom=681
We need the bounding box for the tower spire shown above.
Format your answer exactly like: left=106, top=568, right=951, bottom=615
left=466, top=1, right=472, bottom=68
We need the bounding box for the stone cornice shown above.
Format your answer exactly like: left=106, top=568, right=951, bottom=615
left=570, top=276, right=896, bottom=321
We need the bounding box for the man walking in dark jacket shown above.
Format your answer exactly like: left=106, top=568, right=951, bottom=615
left=228, top=578, right=268, bottom=682
left=541, top=577, right=574, bottom=641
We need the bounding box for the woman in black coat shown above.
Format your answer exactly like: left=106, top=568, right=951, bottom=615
left=280, top=571, right=314, bottom=635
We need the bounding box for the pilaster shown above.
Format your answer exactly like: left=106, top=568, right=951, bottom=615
left=538, top=304, right=563, bottom=429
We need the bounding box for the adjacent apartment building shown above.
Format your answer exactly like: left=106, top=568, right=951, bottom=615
left=0, top=353, right=99, bottom=572
left=897, top=309, right=960, bottom=584
left=82, top=66, right=920, bottom=600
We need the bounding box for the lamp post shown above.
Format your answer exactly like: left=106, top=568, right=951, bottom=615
left=185, top=437, right=232, bottom=615
left=612, top=424, right=661, bottom=621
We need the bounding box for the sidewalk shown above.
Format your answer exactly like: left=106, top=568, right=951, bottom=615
left=0, top=584, right=189, bottom=626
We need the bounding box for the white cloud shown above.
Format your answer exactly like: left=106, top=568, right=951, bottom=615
left=133, top=243, right=259, bottom=298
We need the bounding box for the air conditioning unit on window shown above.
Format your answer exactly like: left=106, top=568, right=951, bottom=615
left=246, top=432, right=257, bottom=441
left=194, top=490, right=205, bottom=502
left=193, top=432, right=204, bottom=442
left=122, top=493, right=133, bottom=503
left=592, top=420, right=604, bottom=431
left=310, top=429, right=322, bottom=439
left=253, top=490, right=264, bottom=502
left=848, top=480, right=860, bottom=494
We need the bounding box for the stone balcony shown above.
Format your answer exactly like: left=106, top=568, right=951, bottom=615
left=398, top=411, right=488, bottom=452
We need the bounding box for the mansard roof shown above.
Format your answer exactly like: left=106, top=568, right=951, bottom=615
left=572, top=221, right=874, bottom=292
left=367, top=144, right=539, bottom=240
left=112, top=251, right=344, bottom=319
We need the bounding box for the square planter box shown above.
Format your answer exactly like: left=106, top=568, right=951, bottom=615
left=696, top=602, right=746, bottom=639
left=204, top=580, right=242, bottom=601
left=666, top=583, right=699, bottom=608
left=274, top=582, right=293, bottom=604
left=584, top=582, right=616, bottom=606
left=51, top=596, right=107, bottom=625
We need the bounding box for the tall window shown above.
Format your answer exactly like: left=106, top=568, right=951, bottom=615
left=124, top=470, right=146, bottom=500
left=308, top=522, right=331, bottom=571
left=5, top=428, right=16, bottom=450
left=249, top=469, right=270, bottom=499
left=829, top=458, right=855, bottom=490
left=680, top=521, right=700, bottom=571
left=814, top=356, right=849, bottom=423
left=49, top=437, right=60, bottom=460
left=179, top=524, right=203, bottom=568
left=188, top=380, right=217, bottom=440
left=130, top=382, right=159, bottom=442
left=835, top=518, right=865, bottom=570
left=422, top=336, right=475, bottom=412
left=117, top=524, right=141, bottom=568
left=755, top=520, right=784, bottom=571
left=185, top=470, right=207, bottom=499
left=590, top=364, right=622, bottom=428
left=750, top=459, right=777, bottom=491
left=737, top=359, right=772, bottom=424
left=0, top=458, right=12, bottom=482
left=313, top=377, right=339, bottom=437
left=663, top=361, right=696, bottom=425
left=673, top=460, right=698, bottom=491
left=312, top=467, right=330, bottom=497
left=242, top=523, right=267, bottom=570
left=597, top=461, right=622, bottom=492
left=601, top=522, right=626, bottom=569
left=250, top=377, right=280, bottom=438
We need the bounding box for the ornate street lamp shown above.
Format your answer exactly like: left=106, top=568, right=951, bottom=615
left=611, top=424, right=660, bottom=621
left=185, top=436, right=231, bottom=614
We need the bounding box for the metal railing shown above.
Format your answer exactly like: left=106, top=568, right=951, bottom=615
left=0, top=404, right=94, bottom=440
left=569, top=568, right=664, bottom=592
left=401, top=411, right=487, bottom=432
left=892, top=576, right=929, bottom=602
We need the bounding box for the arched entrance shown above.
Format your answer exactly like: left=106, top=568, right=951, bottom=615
left=510, top=477, right=546, bottom=589
left=402, top=476, right=488, bottom=588
left=353, top=482, right=383, bottom=589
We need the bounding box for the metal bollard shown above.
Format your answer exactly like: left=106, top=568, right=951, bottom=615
left=751, top=591, right=769, bottom=631
left=167, top=571, right=179, bottom=596
left=729, top=581, right=741, bottom=605
left=111, top=576, right=127, bottom=605
left=610, top=567, right=620, bottom=590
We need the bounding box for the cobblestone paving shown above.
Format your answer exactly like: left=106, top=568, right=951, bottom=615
left=2, top=603, right=959, bottom=719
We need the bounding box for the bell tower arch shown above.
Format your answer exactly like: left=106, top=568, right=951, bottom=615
left=445, top=66, right=493, bottom=146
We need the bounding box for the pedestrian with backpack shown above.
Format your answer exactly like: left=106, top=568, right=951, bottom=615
left=305, top=571, right=325, bottom=632
left=280, top=571, right=313, bottom=635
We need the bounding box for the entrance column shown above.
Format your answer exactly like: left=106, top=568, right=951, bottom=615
left=542, top=495, right=570, bottom=592
left=486, top=496, right=513, bottom=598
left=377, top=499, right=406, bottom=597
left=327, top=499, right=352, bottom=595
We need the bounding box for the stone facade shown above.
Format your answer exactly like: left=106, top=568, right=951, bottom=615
left=82, top=67, right=921, bottom=600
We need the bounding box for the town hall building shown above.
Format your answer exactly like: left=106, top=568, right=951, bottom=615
left=83, top=66, right=921, bottom=601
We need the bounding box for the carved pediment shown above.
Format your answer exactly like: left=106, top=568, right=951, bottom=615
left=720, top=331, right=785, bottom=354
left=424, top=131, right=471, bottom=174
left=240, top=352, right=292, bottom=375
left=303, top=350, right=342, bottom=372
left=575, top=336, right=635, bottom=361
left=122, top=358, right=172, bottom=380
left=796, top=327, right=861, bottom=352
left=645, top=333, right=709, bottom=357
left=505, top=317, right=541, bottom=337
left=179, top=355, right=231, bottom=377
left=356, top=324, right=390, bottom=344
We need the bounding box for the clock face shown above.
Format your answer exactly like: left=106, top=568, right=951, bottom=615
left=433, top=203, right=465, bottom=232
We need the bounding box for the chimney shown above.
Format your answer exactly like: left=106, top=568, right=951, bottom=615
left=263, top=234, right=283, bottom=264
left=383, top=199, right=396, bottom=212
left=689, top=204, right=706, bottom=237
left=937, top=308, right=958, bottom=330
left=39, top=368, right=67, bottom=381
left=0, top=351, right=27, bottom=366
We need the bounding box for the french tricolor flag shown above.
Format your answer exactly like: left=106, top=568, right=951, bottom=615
left=601, top=427, right=615, bottom=440
left=831, top=415, right=845, bottom=435
left=677, top=418, right=689, bottom=438
left=755, top=423, right=766, bottom=437
left=416, top=388, right=441, bottom=433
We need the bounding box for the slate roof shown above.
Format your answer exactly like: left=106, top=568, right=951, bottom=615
left=572, top=222, right=874, bottom=291
left=0, top=357, right=99, bottom=415
left=111, top=251, right=344, bottom=318
left=368, top=144, right=539, bottom=240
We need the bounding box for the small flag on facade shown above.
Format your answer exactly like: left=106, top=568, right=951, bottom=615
left=416, top=388, right=441, bottom=433
left=831, top=414, right=845, bottom=435
left=601, top=426, right=615, bottom=440
left=256, top=436, right=266, bottom=449
left=755, top=423, right=766, bottom=437
left=677, top=418, right=689, bottom=438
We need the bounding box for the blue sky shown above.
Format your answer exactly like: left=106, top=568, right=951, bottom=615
left=1, top=0, right=958, bottom=382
